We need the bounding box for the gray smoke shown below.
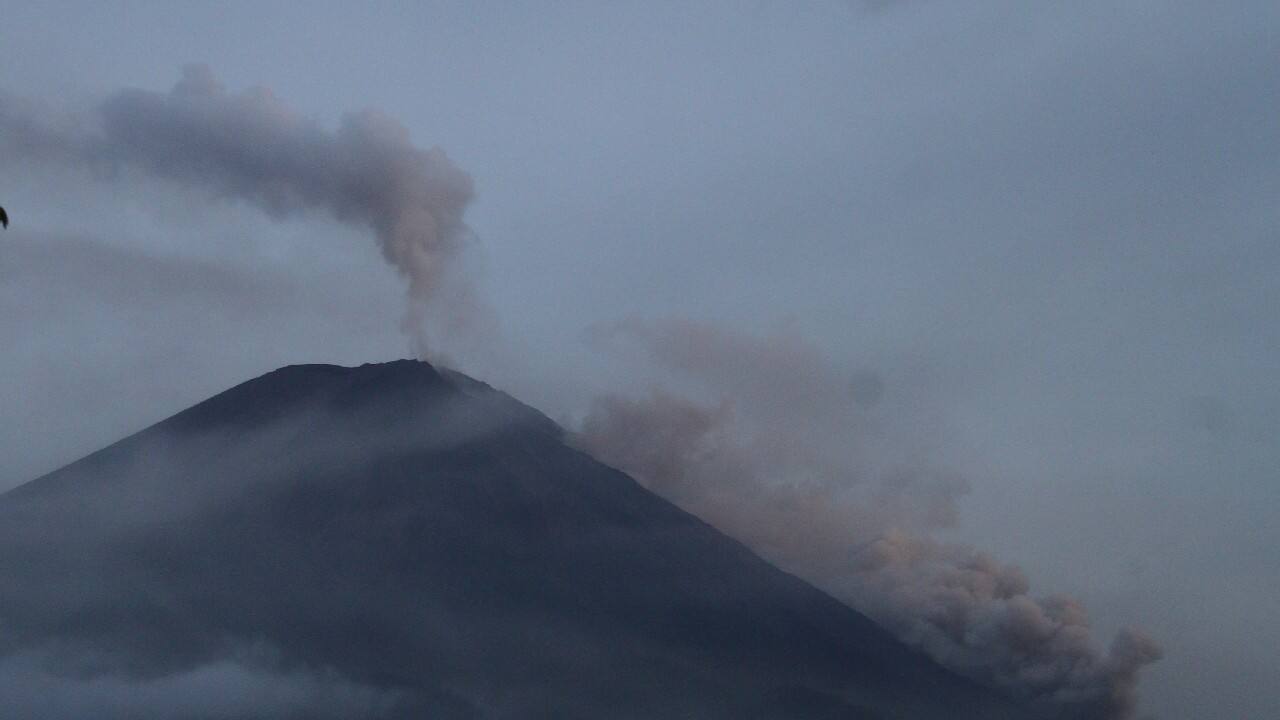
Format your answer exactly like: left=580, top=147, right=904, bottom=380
left=0, top=65, right=477, bottom=356
left=577, top=318, right=1160, bottom=719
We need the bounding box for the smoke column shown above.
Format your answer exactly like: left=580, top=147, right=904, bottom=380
left=0, top=65, right=476, bottom=356
left=576, top=318, right=1160, bottom=720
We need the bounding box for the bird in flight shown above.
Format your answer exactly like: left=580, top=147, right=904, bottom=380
left=0, top=206, right=7, bottom=229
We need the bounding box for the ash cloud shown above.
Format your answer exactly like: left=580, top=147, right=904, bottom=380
left=576, top=318, right=1161, bottom=719
left=0, top=65, right=477, bottom=357
left=0, top=61, right=1163, bottom=720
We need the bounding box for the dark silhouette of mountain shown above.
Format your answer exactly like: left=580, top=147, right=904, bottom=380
left=0, top=360, right=1037, bottom=719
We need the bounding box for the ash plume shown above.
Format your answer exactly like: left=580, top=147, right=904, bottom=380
left=1, top=64, right=1162, bottom=719
left=0, top=65, right=477, bottom=356
left=576, top=318, right=1161, bottom=719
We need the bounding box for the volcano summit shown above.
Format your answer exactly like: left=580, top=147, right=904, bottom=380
left=0, top=360, right=1042, bottom=719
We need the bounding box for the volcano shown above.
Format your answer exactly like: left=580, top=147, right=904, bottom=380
left=0, top=360, right=1036, bottom=719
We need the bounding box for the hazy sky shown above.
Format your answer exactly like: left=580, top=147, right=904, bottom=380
left=1, top=2, right=1277, bottom=718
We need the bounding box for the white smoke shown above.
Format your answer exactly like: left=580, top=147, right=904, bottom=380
left=0, top=65, right=478, bottom=356
left=576, top=318, right=1160, bottom=719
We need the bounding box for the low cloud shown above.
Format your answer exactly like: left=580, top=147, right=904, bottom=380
left=0, top=650, right=404, bottom=720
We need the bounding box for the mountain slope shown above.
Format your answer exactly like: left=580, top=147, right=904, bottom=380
left=0, top=360, right=1034, bottom=719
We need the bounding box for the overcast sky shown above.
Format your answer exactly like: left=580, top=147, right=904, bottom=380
left=1, top=2, right=1277, bottom=718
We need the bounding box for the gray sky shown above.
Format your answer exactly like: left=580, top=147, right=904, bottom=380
left=2, top=2, right=1277, bottom=718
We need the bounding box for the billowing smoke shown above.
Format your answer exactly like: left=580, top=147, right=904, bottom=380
left=576, top=318, right=1160, bottom=719
left=0, top=65, right=476, bottom=356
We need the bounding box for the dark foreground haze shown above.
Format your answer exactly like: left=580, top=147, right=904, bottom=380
left=3, top=360, right=1067, bottom=720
